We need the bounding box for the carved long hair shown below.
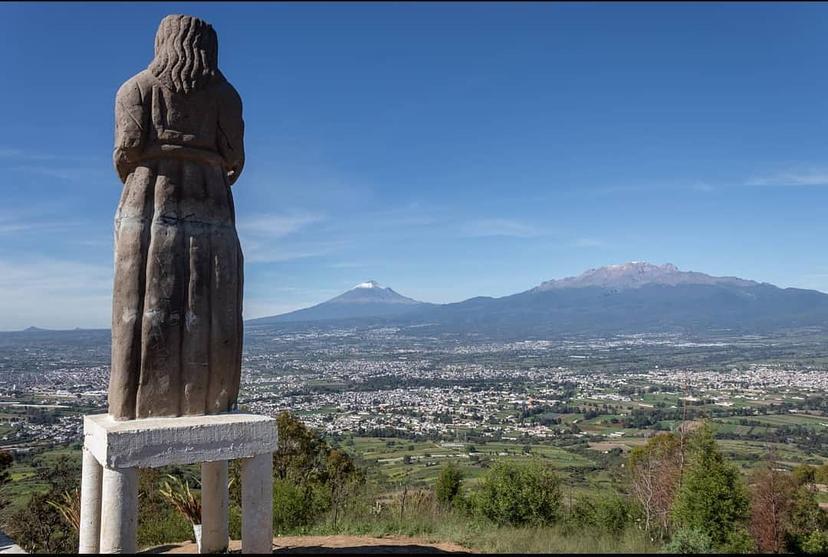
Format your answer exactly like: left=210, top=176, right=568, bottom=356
left=148, top=15, right=219, bottom=94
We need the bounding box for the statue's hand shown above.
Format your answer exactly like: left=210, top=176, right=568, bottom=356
left=113, top=148, right=138, bottom=184
left=226, top=162, right=243, bottom=186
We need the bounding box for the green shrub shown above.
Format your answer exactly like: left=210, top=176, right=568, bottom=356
left=800, top=530, right=828, bottom=555
left=435, top=462, right=464, bottom=507
left=6, top=491, right=77, bottom=553
left=475, top=459, right=561, bottom=526
left=569, top=493, right=639, bottom=535
left=671, top=424, right=749, bottom=548
left=273, top=478, right=331, bottom=533
left=664, top=527, right=713, bottom=554
left=720, top=527, right=756, bottom=554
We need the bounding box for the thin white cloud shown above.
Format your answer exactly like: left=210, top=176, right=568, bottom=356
left=461, top=218, right=544, bottom=238
left=588, top=181, right=716, bottom=196
left=243, top=289, right=342, bottom=319
left=0, top=147, right=108, bottom=182
left=327, top=261, right=368, bottom=269
left=11, top=163, right=112, bottom=183
left=237, top=211, right=334, bottom=264
left=746, top=171, right=828, bottom=187
left=242, top=239, right=346, bottom=264
left=0, top=258, right=113, bottom=330
left=0, top=147, right=99, bottom=163
left=238, top=211, right=325, bottom=238
left=572, top=238, right=605, bottom=249
left=0, top=211, right=86, bottom=235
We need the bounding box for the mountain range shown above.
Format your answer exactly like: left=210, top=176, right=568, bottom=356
left=248, top=262, right=828, bottom=337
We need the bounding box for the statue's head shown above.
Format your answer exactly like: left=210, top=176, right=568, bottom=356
left=148, top=14, right=219, bottom=94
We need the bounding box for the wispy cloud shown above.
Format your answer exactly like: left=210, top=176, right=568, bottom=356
left=236, top=211, right=333, bottom=264
left=327, top=261, right=368, bottom=269
left=0, top=211, right=85, bottom=236
left=746, top=170, right=828, bottom=187
left=0, top=146, right=109, bottom=183
left=460, top=218, right=544, bottom=238
left=242, top=240, right=346, bottom=264
left=238, top=211, right=325, bottom=238
left=243, top=288, right=342, bottom=319
left=0, top=258, right=113, bottom=330
left=588, top=181, right=716, bottom=196
left=572, top=238, right=606, bottom=249
left=0, top=147, right=99, bottom=163
left=11, top=165, right=108, bottom=182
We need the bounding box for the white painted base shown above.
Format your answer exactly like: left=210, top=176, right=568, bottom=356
left=84, top=413, right=278, bottom=468
left=99, top=466, right=138, bottom=554
left=241, top=453, right=274, bottom=554
left=79, top=447, right=103, bottom=553
left=80, top=413, right=277, bottom=554
left=201, top=460, right=229, bottom=553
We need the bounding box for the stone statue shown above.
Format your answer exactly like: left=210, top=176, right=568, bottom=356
left=108, top=14, right=245, bottom=420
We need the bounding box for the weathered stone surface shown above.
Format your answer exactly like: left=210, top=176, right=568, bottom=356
left=109, top=14, right=245, bottom=420
left=84, top=413, right=277, bottom=469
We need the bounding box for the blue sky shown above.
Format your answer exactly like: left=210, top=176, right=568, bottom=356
left=2, top=2, right=828, bottom=330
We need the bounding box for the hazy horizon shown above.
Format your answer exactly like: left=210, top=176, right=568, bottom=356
left=3, top=3, right=828, bottom=329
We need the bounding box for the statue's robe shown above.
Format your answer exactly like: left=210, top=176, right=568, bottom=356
left=109, top=69, right=245, bottom=420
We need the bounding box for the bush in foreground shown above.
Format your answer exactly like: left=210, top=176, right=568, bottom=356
left=475, top=459, right=562, bottom=526
left=435, top=462, right=464, bottom=507
left=671, top=424, right=749, bottom=549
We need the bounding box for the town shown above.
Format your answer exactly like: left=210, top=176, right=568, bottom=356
left=2, top=326, right=826, bottom=472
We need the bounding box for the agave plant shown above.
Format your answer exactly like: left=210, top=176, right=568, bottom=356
left=48, top=489, right=81, bottom=533
left=158, top=474, right=202, bottom=526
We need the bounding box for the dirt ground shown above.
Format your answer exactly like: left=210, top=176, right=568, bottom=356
left=145, top=535, right=471, bottom=554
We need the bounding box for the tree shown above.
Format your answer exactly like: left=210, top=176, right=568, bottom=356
left=6, top=455, right=79, bottom=553
left=784, top=482, right=827, bottom=553
left=435, top=462, right=463, bottom=507
left=671, top=423, right=749, bottom=549
left=792, top=464, right=816, bottom=486
left=270, top=412, right=363, bottom=532
left=749, top=462, right=796, bottom=553
left=628, top=432, right=682, bottom=536
left=475, top=459, right=561, bottom=526
left=8, top=491, right=77, bottom=553
left=326, top=447, right=360, bottom=528
left=0, top=450, right=13, bottom=513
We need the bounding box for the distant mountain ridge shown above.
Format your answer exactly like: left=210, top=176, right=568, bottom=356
left=248, top=263, right=828, bottom=337
left=533, top=262, right=759, bottom=291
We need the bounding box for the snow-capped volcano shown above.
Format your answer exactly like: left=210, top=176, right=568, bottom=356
left=330, top=281, right=422, bottom=305
left=249, top=281, right=426, bottom=324
left=354, top=280, right=382, bottom=289
left=533, top=262, right=758, bottom=291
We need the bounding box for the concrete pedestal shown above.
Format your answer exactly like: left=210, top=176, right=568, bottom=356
left=80, top=413, right=278, bottom=554
left=201, top=460, right=229, bottom=553
left=241, top=454, right=273, bottom=554
left=79, top=447, right=103, bottom=553
left=99, top=467, right=138, bottom=554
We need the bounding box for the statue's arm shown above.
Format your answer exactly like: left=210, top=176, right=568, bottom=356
left=113, top=77, right=148, bottom=184
left=217, top=81, right=245, bottom=186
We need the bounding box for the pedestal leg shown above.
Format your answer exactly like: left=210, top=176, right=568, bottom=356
left=79, top=447, right=103, bottom=553
left=99, top=466, right=138, bottom=554
left=241, top=453, right=273, bottom=554
left=201, top=460, right=229, bottom=553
